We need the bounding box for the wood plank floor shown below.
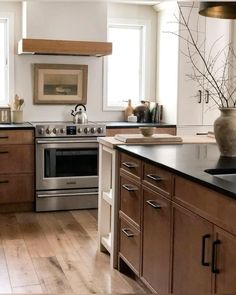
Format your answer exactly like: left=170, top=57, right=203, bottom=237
left=0, top=210, right=146, bottom=294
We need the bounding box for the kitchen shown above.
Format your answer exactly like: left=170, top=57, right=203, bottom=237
left=0, top=0, right=236, bottom=294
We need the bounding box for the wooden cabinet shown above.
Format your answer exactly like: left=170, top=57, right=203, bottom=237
left=0, top=129, right=34, bottom=211
left=117, top=150, right=236, bottom=294
left=106, top=127, right=176, bottom=137
left=172, top=203, right=213, bottom=294
left=142, top=186, right=171, bottom=293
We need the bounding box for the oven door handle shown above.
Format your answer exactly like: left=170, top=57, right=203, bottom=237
left=36, top=139, right=98, bottom=144
left=37, top=191, right=98, bottom=198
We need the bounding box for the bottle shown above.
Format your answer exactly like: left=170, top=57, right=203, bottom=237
left=124, top=99, right=134, bottom=121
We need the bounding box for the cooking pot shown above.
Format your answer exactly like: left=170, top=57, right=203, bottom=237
left=71, top=104, right=88, bottom=124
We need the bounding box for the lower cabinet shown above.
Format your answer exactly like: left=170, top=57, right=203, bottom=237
left=118, top=151, right=236, bottom=294
left=142, top=186, right=171, bottom=293
left=172, top=203, right=213, bottom=294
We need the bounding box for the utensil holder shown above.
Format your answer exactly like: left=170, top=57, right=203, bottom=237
left=12, top=110, right=23, bottom=123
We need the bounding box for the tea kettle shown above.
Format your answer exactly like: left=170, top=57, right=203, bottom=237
left=71, top=104, right=88, bottom=124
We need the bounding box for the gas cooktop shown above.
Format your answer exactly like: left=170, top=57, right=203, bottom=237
left=32, top=121, right=106, bottom=137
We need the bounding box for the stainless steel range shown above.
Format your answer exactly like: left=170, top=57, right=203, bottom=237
left=34, top=121, right=106, bottom=212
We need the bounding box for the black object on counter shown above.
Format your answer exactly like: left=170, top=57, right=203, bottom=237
left=133, top=101, right=150, bottom=123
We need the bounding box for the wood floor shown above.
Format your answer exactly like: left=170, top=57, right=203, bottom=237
left=0, top=209, right=145, bottom=294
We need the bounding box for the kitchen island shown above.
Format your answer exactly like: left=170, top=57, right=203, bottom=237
left=116, top=143, right=236, bottom=294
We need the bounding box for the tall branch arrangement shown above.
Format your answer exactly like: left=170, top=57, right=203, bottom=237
left=168, top=2, right=236, bottom=108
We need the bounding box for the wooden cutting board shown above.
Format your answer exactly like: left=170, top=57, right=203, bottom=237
left=114, top=133, right=183, bottom=144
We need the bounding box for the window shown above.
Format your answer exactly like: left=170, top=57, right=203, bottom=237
left=104, top=20, right=146, bottom=110
left=0, top=18, right=8, bottom=105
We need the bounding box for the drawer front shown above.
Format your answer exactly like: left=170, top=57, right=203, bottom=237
left=143, top=162, right=172, bottom=197
left=0, top=130, right=34, bottom=145
left=0, top=145, right=34, bottom=174
left=174, top=175, right=236, bottom=235
left=120, top=175, right=141, bottom=225
left=119, top=218, right=140, bottom=275
left=120, top=153, right=141, bottom=179
left=0, top=174, right=34, bottom=204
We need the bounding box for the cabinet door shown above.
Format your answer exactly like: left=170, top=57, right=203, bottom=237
left=142, top=187, right=171, bottom=293
left=213, top=227, right=236, bottom=294
left=177, top=6, right=205, bottom=126
left=172, top=203, right=213, bottom=294
left=203, top=18, right=230, bottom=125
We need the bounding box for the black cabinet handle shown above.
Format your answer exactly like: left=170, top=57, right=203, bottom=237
left=198, top=90, right=202, bottom=103
left=146, top=200, right=162, bottom=209
left=0, top=151, right=9, bottom=154
left=0, top=136, right=8, bottom=139
left=146, top=174, right=162, bottom=181
left=122, top=184, right=138, bottom=192
left=201, top=234, right=210, bottom=266
left=205, top=90, right=209, bottom=104
left=0, top=180, right=9, bottom=184
left=122, top=162, right=138, bottom=169
left=212, top=239, right=221, bottom=274
left=121, top=228, right=134, bottom=238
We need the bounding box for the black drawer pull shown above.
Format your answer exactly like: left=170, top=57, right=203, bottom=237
left=121, top=228, right=134, bottom=238
left=146, top=200, right=162, bottom=209
left=122, top=162, right=138, bottom=169
left=0, top=180, right=9, bottom=184
left=147, top=174, right=162, bottom=181
left=212, top=239, right=221, bottom=274
left=201, top=234, right=210, bottom=266
left=0, top=136, right=8, bottom=139
left=0, top=151, right=8, bottom=154
left=122, top=184, right=138, bottom=192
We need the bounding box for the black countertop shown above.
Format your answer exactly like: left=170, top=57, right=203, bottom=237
left=0, top=122, right=34, bottom=130
left=117, top=144, right=236, bottom=199
left=100, top=121, right=176, bottom=129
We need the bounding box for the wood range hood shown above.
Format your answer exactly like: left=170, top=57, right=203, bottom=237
left=18, top=38, right=112, bottom=57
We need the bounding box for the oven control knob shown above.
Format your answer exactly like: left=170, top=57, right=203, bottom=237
left=77, top=128, right=83, bottom=134
left=60, top=128, right=66, bottom=134
left=46, top=128, right=52, bottom=135
left=84, top=127, right=90, bottom=134
left=91, top=127, right=96, bottom=134
left=53, top=128, right=58, bottom=135
left=97, top=127, right=103, bottom=134
left=38, top=128, right=45, bottom=135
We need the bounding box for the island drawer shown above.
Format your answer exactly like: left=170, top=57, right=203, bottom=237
left=120, top=174, right=141, bottom=226
left=173, top=175, right=236, bottom=235
left=0, top=130, right=34, bottom=145
left=120, top=152, right=141, bottom=179
left=119, top=217, right=140, bottom=275
left=143, top=162, right=172, bottom=198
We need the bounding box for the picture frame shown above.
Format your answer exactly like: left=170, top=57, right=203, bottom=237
left=33, top=63, right=88, bottom=104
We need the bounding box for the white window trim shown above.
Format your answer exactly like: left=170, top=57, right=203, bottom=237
left=103, top=18, right=151, bottom=111
left=0, top=13, right=14, bottom=106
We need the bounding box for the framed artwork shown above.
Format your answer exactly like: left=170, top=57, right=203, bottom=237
left=33, top=64, right=88, bottom=104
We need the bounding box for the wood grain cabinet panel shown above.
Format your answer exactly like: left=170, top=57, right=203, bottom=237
left=0, top=145, right=34, bottom=174
left=120, top=153, right=141, bottom=179
left=172, top=203, right=213, bottom=294
left=119, top=218, right=140, bottom=275
left=0, top=130, right=34, bottom=145
left=120, top=175, right=141, bottom=227
left=106, top=127, right=176, bottom=137
left=213, top=227, right=236, bottom=294
left=0, top=174, right=34, bottom=204
left=143, top=162, right=172, bottom=198
left=142, top=186, right=171, bottom=293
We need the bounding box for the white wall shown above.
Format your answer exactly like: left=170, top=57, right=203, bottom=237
left=1, top=1, right=157, bottom=122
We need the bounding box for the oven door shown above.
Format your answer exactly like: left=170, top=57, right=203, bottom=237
left=36, top=138, right=98, bottom=190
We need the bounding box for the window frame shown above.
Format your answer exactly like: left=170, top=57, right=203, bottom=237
left=0, top=13, right=14, bottom=106
left=103, top=18, right=149, bottom=111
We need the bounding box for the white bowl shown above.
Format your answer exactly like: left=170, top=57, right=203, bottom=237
left=139, top=127, right=156, bottom=137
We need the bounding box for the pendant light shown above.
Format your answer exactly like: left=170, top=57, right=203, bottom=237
left=199, top=2, right=236, bottom=19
